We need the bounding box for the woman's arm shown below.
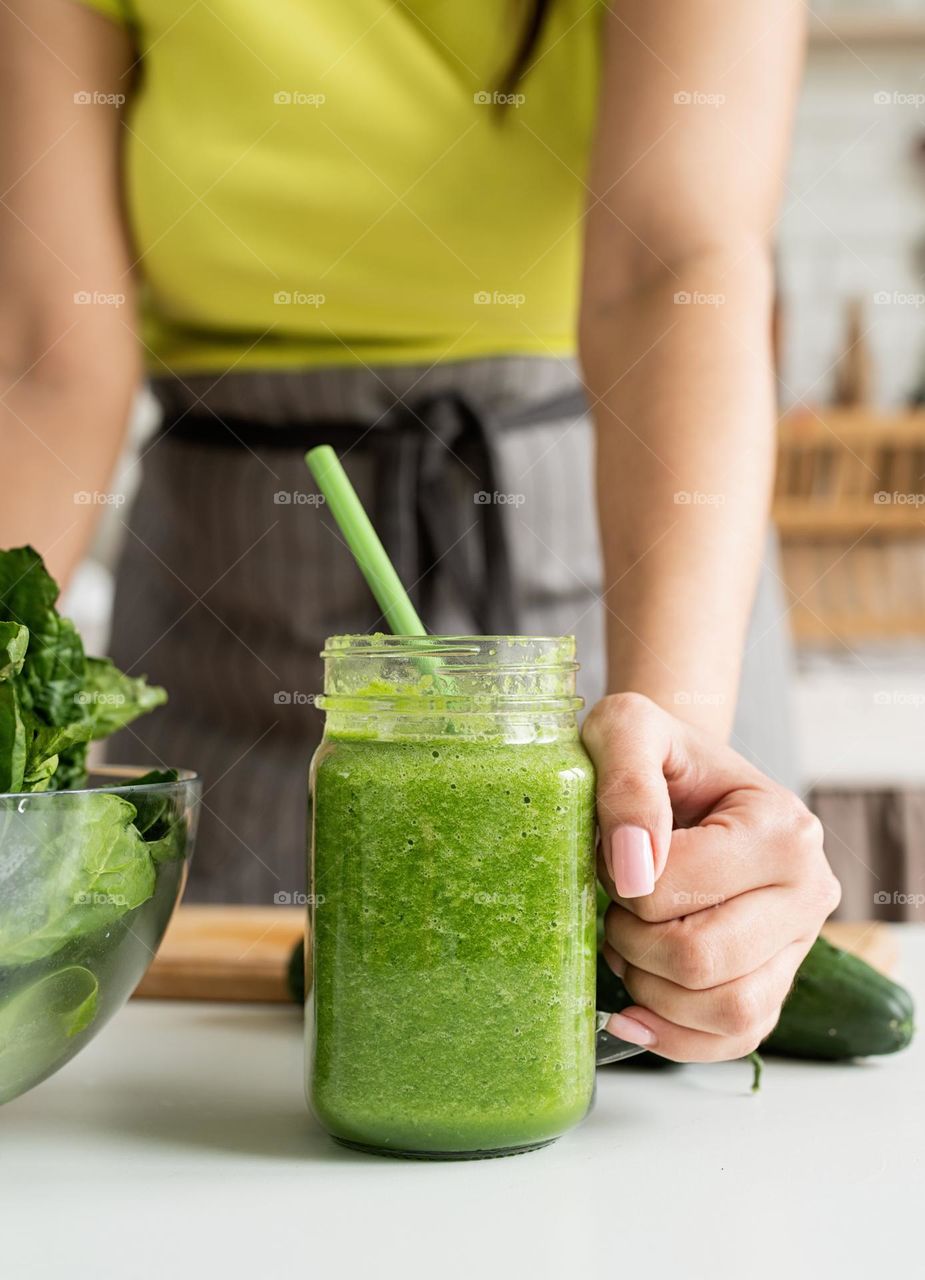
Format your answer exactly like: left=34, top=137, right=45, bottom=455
left=579, top=0, right=805, bottom=738
left=578, top=5, right=841, bottom=1064
left=0, top=0, right=139, bottom=583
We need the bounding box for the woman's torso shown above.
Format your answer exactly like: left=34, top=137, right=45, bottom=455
left=84, top=0, right=603, bottom=373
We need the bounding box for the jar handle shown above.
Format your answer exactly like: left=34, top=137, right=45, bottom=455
left=595, top=1011, right=648, bottom=1065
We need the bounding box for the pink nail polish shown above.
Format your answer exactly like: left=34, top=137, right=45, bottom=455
left=606, top=1012, right=657, bottom=1047
left=603, top=943, right=626, bottom=978
left=610, top=826, right=655, bottom=897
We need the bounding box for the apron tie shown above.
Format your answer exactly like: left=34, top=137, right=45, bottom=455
left=159, top=390, right=527, bottom=636
left=372, top=392, right=520, bottom=635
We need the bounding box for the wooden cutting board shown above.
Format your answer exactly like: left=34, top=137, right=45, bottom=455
left=823, top=920, right=898, bottom=976
left=133, top=907, right=899, bottom=1004
left=133, top=906, right=307, bottom=1003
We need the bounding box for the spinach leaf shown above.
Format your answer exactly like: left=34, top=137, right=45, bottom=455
left=20, top=716, right=91, bottom=793
left=0, top=683, right=26, bottom=793
left=45, top=660, right=166, bottom=791
left=0, top=548, right=86, bottom=726
left=0, top=546, right=58, bottom=620
left=126, top=770, right=188, bottom=865
left=129, top=767, right=179, bottom=787
left=0, top=548, right=191, bottom=1103
left=0, top=621, right=28, bottom=682
left=0, top=791, right=157, bottom=967
left=0, top=966, right=99, bottom=1104
left=79, top=657, right=167, bottom=740
left=0, top=547, right=167, bottom=792
left=0, top=622, right=29, bottom=791
left=0, top=548, right=87, bottom=788
left=124, top=768, right=179, bottom=839
left=146, top=822, right=188, bottom=866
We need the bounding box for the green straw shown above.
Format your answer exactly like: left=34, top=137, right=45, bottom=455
left=305, top=445, right=427, bottom=637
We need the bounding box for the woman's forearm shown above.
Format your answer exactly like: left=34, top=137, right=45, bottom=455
left=0, top=364, right=135, bottom=585
left=0, top=0, right=138, bottom=585
left=579, top=247, right=776, bottom=738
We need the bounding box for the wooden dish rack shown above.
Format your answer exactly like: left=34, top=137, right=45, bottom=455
left=773, top=410, right=925, bottom=642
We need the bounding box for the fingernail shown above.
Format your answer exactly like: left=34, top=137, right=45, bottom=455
left=610, top=826, right=655, bottom=897
left=606, top=1011, right=658, bottom=1047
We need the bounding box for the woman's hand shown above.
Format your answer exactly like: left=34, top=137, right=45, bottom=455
left=583, top=692, right=841, bottom=1061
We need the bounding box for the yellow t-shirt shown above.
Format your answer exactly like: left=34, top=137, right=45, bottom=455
left=75, top=0, right=602, bottom=374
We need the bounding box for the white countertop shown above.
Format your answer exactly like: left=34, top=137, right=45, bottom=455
left=3, top=929, right=924, bottom=1280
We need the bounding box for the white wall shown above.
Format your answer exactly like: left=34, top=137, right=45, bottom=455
left=778, top=37, right=925, bottom=407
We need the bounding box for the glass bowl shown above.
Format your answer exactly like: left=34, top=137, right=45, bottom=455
left=0, top=766, right=199, bottom=1104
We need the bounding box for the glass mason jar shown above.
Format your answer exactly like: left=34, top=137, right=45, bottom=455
left=306, top=635, right=597, bottom=1159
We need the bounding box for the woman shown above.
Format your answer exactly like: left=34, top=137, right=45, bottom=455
left=1, top=0, right=839, bottom=1062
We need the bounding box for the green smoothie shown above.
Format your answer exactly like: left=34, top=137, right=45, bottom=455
left=309, top=729, right=597, bottom=1156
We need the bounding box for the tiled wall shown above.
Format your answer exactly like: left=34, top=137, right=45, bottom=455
left=778, top=39, right=925, bottom=408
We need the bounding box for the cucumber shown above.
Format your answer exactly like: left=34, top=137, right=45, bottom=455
left=764, top=935, right=915, bottom=1061
left=596, top=935, right=915, bottom=1063
left=287, top=936, right=306, bottom=1004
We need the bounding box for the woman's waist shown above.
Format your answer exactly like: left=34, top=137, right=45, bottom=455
left=151, top=354, right=586, bottom=429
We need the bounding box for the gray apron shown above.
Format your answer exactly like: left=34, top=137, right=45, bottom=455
left=107, top=357, right=797, bottom=903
